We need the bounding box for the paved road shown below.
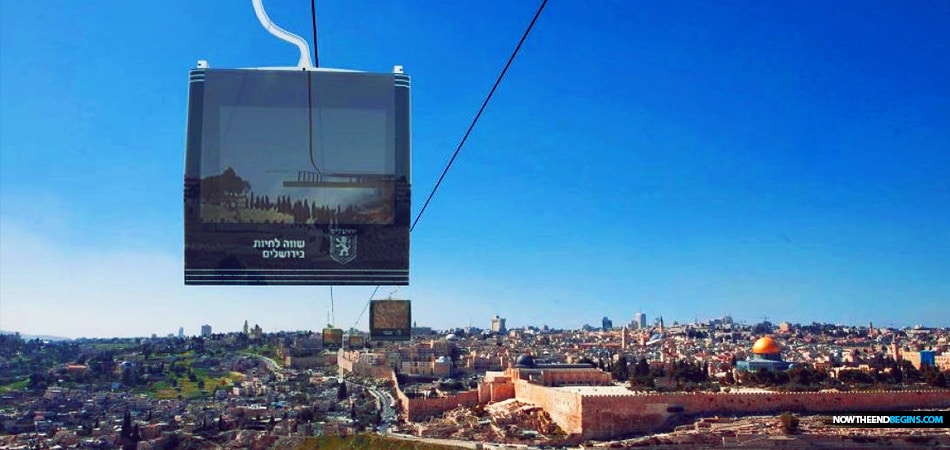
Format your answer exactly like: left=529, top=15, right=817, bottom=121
left=244, top=352, right=288, bottom=381
left=345, top=378, right=398, bottom=432
left=385, top=432, right=487, bottom=449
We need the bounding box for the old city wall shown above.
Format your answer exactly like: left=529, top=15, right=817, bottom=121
left=341, top=351, right=949, bottom=439
left=285, top=353, right=337, bottom=369
left=580, top=390, right=950, bottom=440
left=386, top=367, right=481, bottom=422
left=399, top=390, right=481, bottom=422
left=513, top=380, right=584, bottom=437
left=357, top=365, right=395, bottom=379
left=490, top=382, right=515, bottom=402
left=338, top=351, right=356, bottom=373
left=338, top=351, right=393, bottom=378
left=581, top=393, right=672, bottom=440
left=539, top=369, right=611, bottom=386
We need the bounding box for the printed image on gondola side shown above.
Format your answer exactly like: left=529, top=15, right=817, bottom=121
left=197, top=166, right=395, bottom=226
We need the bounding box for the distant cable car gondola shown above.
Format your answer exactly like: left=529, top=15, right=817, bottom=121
left=183, top=0, right=410, bottom=286
left=369, top=299, right=412, bottom=342
left=322, top=327, right=344, bottom=350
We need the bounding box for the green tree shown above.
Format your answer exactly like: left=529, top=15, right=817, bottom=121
left=612, top=355, right=630, bottom=382
left=634, top=358, right=650, bottom=378
left=120, top=410, right=140, bottom=450
left=200, top=167, right=251, bottom=204
left=121, top=410, right=131, bottom=442
left=724, top=371, right=736, bottom=385
left=337, top=381, right=348, bottom=401
left=890, top=360, right=903, bottom=384
left=930, top=370, right=947, bottom=388
left=779, top=412, right=799, bottom=434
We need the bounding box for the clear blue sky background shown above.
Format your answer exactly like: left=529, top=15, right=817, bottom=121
left=1, top=0, right=948, bottom=338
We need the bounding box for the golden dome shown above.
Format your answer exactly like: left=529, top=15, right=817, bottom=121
left=752, top=336, right=781, bottom=354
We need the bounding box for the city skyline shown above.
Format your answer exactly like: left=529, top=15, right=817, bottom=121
left=2, top=1, right=948, bottom=338
left=0, top=311, right=942, bottom=341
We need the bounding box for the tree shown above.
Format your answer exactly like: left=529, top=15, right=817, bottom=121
left=890, top=360, right=903, bottom=384
left=779, top=412, right=799, bottom=434
left=933, top=372, right=947, bottom=388
left=629, top=357, right=656, bottom=389
left=200, top=166, right=251, bottom=204
left=120, top=410, right=140, bottom=450
left=121, top=410, right=132, bottom=442
left=755, top=368, right=776, bottom=385
left=612, top=355, right=630, bottom=382
left=900, top=360, right=921, bottom=382
left=337, top=381, right=348, bottom=401
left=28, top=370, right=48, bottom=390
left=130, top=424, right=141, bottom=445
left=724, top=371, right=736, bottom=385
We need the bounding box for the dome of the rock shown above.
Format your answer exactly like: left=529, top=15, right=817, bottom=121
left=752, top=336, right=781, bottom=355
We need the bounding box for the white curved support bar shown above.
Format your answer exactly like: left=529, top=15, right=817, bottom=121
left=252, top=0, right=314, bottom=69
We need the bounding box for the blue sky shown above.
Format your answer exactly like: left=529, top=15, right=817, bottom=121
left=1, top=0, right=948, bottom=338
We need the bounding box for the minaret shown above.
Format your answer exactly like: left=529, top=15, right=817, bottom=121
left=621, top=326, right=627, bottom=349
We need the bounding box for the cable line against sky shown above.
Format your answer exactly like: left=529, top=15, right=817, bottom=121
left=350, top=0, right=550, bottom=330
left=410, top=0, right=549, bottom=233
left=310, top=0, right=319, bottom=68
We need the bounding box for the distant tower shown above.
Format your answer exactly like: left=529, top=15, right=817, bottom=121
left=658, top=316, right=664, bottom=332
left=201, top=324, right=212, bottom=337
left=178, top=327, right=184, bottom=338
left=491, top=315, right=507, bottom=334
left=602, top=316, right=613, bottom=331
left=243, top=320, right=249, bottom=335
left=634, top=312, right=646, bottom=329
left=621, top=326, right=627, bottom=349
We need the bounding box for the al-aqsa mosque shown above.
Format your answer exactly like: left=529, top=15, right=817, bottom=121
left=736, top=335, right=793, bottom=372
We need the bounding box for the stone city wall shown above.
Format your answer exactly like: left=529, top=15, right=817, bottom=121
left=537, top=368, right=611, bottom=387
left=478, top=376, right=516, bottom=403
left=513, top=379, right=584, bottom=438
left=399, top=389, right=481, bottom=422
left=383, top=366, right=479, bottom=422
left=284, top=354, right=336, bottom=369
left=580, top=390, right=950, bottom=440
left=338, top=351, right=357, bottom=373
left=338, top=351, right=393, bottom=378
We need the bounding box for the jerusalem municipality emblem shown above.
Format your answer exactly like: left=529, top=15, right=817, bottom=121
left=329, top=230, right=357, bottom=264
